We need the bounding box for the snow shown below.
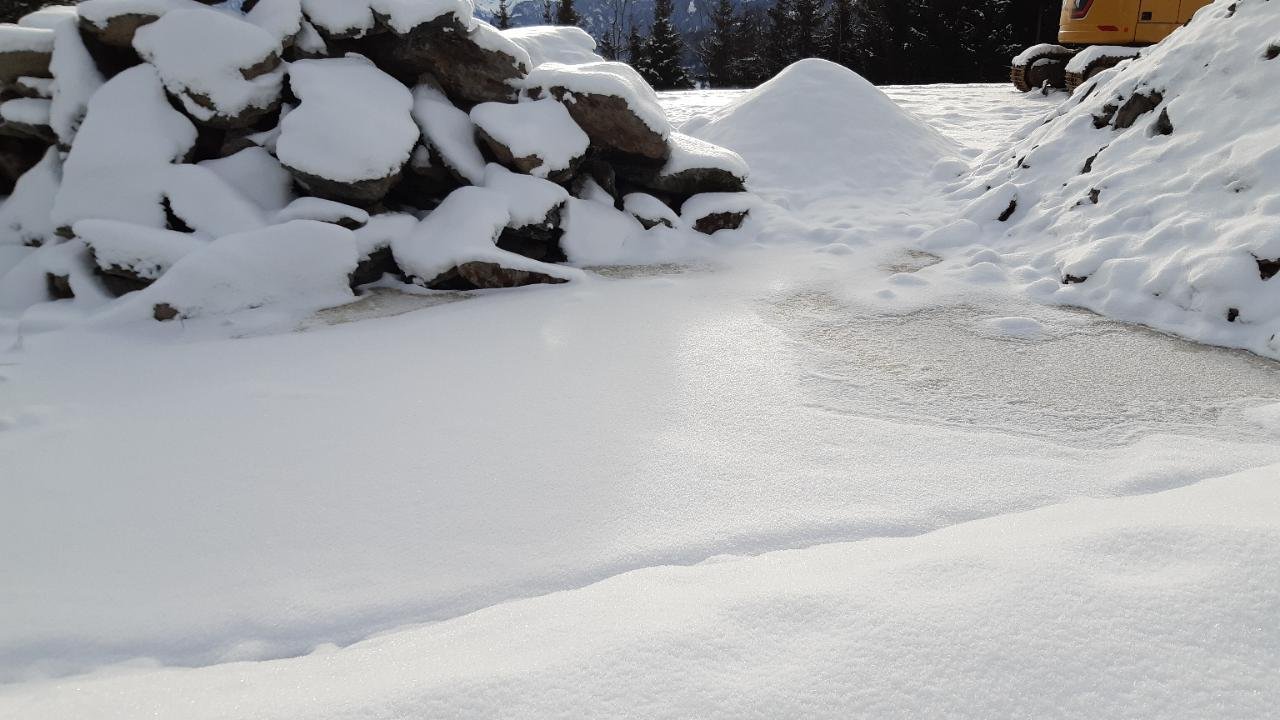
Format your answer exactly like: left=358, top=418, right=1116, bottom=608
left=50, top=64, right=197, bottom=232
left=16, top=5, right=78, bottom=29
left=524, top=61, right=671, bottom=137
left=1065, top=44, right=1141, bottom=74
left=622, top=192, right=678, bottom=226
left=103, top=220, right=357, bottom=321
left=0, top=97, right=50, bottom=126
left=559, top=197, right=646, bottom=264
left=0, top=147, right=59, bottom=248
left=245, top=0, right=303, bottom=45
left=163, top=164, right=267, bottom=237
left=468, top=20, right=529, bottom=71
left=482, top=163, right=568, bottom=227
left=1011, top=42, right=1070, bottom=65
left=663, top=131, right=748, bottom=179
left=501, top=25, right=602, bottom=68
left=0, top=25, right=54, bottom=53
left=198, top=147, right=294, bottom=214
left=353, top=212, right=416, bottom=258
left=391, top=185, right=579, bottom=283
left=48, top=16, right=105, bottom=147
left=278, top=56, right=417, bottom=184
left=77, top=0, right=208, bottom=29
left=273, top=197, right=370, bottom=227
left=133, top=8, right=284, bottom=125
left=15, top=76, right=53, bottom=98
left=470, top=98, right=589, bottom=179
left=73, top=219, right=204, bottom=279
left=411, top=79, right=486, bottom=184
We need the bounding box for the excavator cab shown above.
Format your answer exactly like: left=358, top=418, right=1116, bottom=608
left=1013, top=0, right=1213, bottom=93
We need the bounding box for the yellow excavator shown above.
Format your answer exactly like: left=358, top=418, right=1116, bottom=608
left=1012, top=0, right=1214, bottom=93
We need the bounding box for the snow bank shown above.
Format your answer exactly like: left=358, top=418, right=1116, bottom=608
left=958, top=0, right=1280, bottom=358
left=688, top=59, right=955, bottom=196
left=6, top=461, right=1278, bottom=718
left=502, top=25, right=602, bottom=68
left=0, top=146, right=59, bottom=247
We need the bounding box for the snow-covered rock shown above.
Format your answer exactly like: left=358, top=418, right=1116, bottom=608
left=273, top=197, right=370, bottom=229
left=244, top=0, right=303, bottom=47
left=74, top=218, right=205, bottom=295
left=197, top=146, right=294, bottom=214
left=374, top=18, right=528, bottom=106
left=681, top=191, right=756, bottom=235
left=162, top=163, right=267, bottom=237
left=392, top=185, right=578, bottom=289
left=559, top=196, right=647, bottom=265
left=959, top=0, right=1280, bottom=359
left=76, top=0, right=207, bottom=48
left=300, top=0, right=475, bottom=39
left=622, top=191, right=677, bottom=229
left=277, top=56, right=417, bottom=205
left=51, top=63, right=197, bottom=233
left=350, top=211, right=415, bottom=284
left=108, top=219, right=357, bottom=321
left=47, top=15, right=105, bottom=148
left=0, top=146, right=59, bottom=247
left=484, top=162, right=569, bottom=262
left=411, top=77, right=486, bottom=185
left=470, top=98, right=588, bottom=181
left=525, top=61, right=671, bottom=162
left=0, top=25, right=53, bottom=85
left=502, top=25, right=602, bottom=68
left=622, top=131, right=747, bottom=198
left=132, top=8, right=284, bottom=128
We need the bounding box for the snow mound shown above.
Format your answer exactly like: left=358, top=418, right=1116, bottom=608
left=959, top=0, right=1280, bottom=359
left=502, top=25, right=602, bottom=68
left=688, top=59, right=956, bottom=195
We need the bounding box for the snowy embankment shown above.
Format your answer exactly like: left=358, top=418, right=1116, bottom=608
left=932, top=0, right=1280, bottom=358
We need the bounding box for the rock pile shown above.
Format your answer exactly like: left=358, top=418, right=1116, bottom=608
left=0, top=0, right=752, bottom=323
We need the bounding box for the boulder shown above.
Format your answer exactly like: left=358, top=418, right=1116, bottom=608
left=276, top=56, right=418, bottom=206
left=133, top=8, right=284, bottom=128
left=525, top=61, right=670, bottom=163
left=373, top=17, right=528, bottom=106
left=426, top=260, right=567, bottom=290
left=0, top=25, right=53, bottom=84
left=411, top=77, right=485, bottom=184
left=622, top=192, right=676, bottom=230
left=621, top=132, right=748, bottom=198
left=470, top=98, right=588, bottom=182
left=484, top=163, right=569, bottom=263
left=680, top=192, right=755, bottom=235
left=0, top=97, right=55, bottom=143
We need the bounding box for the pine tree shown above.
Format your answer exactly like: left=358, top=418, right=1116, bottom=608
left=697, top=0, right=736, bottom=87
left=555, top=0, right=581, bottom=27
left=792, top=0, right=826, bottom=60
left=627, top=23, right=646, bottom=67
left=640, top=0, right=693, bottom=90
left=822, top=0, right=856, bottom=70
left=729, top=7, right=770, bottom=86
left=542, top=0, right=553, bottom=23
left=763, top=0, right=795, bottom=77
left=495, top=0, right=512, bottom=30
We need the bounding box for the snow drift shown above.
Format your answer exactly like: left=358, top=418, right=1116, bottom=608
left=0, top=3, right=754, bottom=330
left=951, top=0, right=1280, bottom=359
left=685, top=59, right=957, bottom=197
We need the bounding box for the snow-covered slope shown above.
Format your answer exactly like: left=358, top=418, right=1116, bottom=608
left=945, top=0, right=1280, bottom=358
left=6, top=461, right=1278, bottom=718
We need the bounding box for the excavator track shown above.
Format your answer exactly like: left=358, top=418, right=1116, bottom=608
left=1064, top=52, right=1140, bottom=93
left=1010, top=48, right=1075, bottom=93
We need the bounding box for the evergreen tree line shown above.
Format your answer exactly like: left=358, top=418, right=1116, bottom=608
left=525, top=0, right=1057, bottom=90
left=700, top=0, right=1059, bottom=87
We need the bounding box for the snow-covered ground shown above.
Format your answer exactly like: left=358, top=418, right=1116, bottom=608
left=4, top=78, right=1280, bottom=718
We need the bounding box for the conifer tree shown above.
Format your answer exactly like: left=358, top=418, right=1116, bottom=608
left=640, top=0, right=693, bottom=90
left=556, top=0, right=581, bottom=27
left=697, top=0, right=736, bottom=87
left=763, top=0, right=795, bottom=77
left=791, top=0, right=826, bottom=60
left=495, top=0, right=512, bottom=30
left=627, top=23, right=646, bottom=67
left=542, top=0, right=553, bottom=23
left=822, top=0, right=856, bottom=70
